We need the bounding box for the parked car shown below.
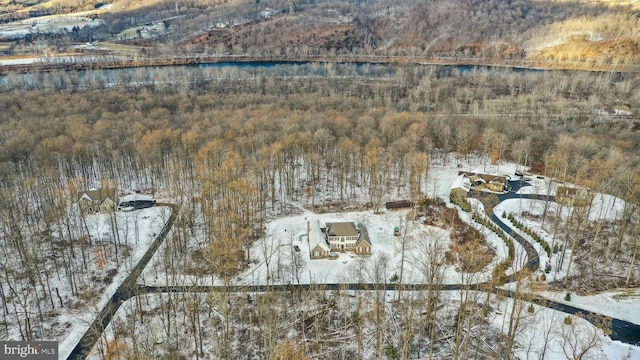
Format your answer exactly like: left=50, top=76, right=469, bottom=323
left=117, top=199, right=156, bottom=211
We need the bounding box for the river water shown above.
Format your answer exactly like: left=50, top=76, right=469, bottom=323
left=0, top=61, right=560, bottom=91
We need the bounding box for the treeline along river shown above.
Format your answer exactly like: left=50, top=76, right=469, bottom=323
left=1, top=60, right=625, bottom=92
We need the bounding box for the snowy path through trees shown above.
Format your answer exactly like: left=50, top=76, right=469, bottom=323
left=67, top=204, right=178, bottom=360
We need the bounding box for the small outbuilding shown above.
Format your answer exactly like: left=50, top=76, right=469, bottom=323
left=556, top=186, right=592, bottom=206
left=385, top=200, right=413, bottom=210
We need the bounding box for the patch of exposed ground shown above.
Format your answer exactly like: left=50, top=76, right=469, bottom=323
left=530, top=37, right=640, bottom=63
left=423, top=199, right=494, bottom=273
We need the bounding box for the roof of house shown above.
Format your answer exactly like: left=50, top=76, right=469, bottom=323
left=355, top=223, right=371, bottom=246
left=77, top=188, right=110, bottom=203
left=326, top=222, right=358, bottom=237
left=458, top=171, right=507, bottom=185
left=309, top=220, right=330, bottom=251
left=451, top=174, right=472, bottom=192
left=385, top=200, right=413, bottom=210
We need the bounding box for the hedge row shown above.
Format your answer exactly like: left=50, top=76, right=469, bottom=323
left=450, top=191, right=471, bottom=212
left=505, top=213, right=551, bottom=257
left=472, top=212, right=515, bottom=284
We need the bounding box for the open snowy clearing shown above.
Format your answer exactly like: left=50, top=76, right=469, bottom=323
left=141, top=156, right=522, bottom=288
left=245, top=209, right=496, bottom=286
left=0, top=12, right=103, bottom=39
left=141, top=206, right=513, bottom=288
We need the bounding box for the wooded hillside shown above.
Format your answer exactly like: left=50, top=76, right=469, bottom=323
left=3, top=0, right=640, bottom=70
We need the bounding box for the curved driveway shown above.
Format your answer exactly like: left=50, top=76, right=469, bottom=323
left=473, top=180, right=639, bottom=345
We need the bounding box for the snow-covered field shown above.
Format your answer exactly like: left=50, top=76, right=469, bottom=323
left=0, top=13, right=104, bottom=39
left=491, top=294, right=639, bottom=360
left=140, top=207, right=506, bottom=287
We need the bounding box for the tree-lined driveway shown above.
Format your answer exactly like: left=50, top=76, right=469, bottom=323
left=467, top=178, right=640, bottom=345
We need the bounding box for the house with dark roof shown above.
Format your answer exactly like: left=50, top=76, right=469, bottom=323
left=385, top=200, right=413, bottom=210
left=309, top=220, right=372, bottom=259
left=77, top=188, right=115, bottom=214
left=556, top=186, right=592, bottom=206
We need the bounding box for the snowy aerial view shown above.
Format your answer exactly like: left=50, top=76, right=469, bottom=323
left=2, top=1, right=640, bottom=357
left=6, top=153, right=633, bottom=360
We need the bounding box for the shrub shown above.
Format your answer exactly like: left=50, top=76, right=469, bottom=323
left=507, top=213, right=552, bottom=257
left=450, top=191, right=471, bottom=212
left=564, top=292, right=571, bottom=301
left=473, top=211, right=515, bottom=282
left=564, top=316, right=573, bottom=325
left=385, top=344, right=399, bottom=360
left=389, top=273, right=399, bottom=283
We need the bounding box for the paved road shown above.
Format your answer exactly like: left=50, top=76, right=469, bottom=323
left=494, top=288, right=640, bottom=346
left=138, top=282, right=640, bottom=345
left=464, top=179, right=640, bottom=345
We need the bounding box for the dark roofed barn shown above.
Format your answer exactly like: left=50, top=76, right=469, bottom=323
left=385, top=200, right=413, bottom=210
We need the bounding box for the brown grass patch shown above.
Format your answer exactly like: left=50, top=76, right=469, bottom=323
left=424, top=200, right=494, bottom=272
left=532, top=38, right=640, bottom=63
left=450, top=239, right=494, bottom=273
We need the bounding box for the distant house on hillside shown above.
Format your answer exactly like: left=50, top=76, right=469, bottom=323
left=556, top=186, right=592, bottom=206
left=77, top=188, right=115, bottom=214
left=458, top=171, right=508, bottom=193
left=309, top=220, right=372, bottom=259
left=260, top=7, right=275, bottom=18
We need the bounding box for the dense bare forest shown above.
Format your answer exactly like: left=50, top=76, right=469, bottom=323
left=0, top=63, right=639, bottom=358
